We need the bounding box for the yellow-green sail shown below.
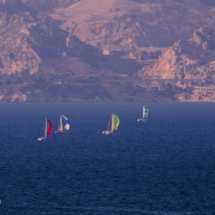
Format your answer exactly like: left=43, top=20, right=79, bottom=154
left=112, top=114, right=120, bottom=131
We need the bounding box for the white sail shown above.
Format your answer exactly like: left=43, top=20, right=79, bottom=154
left=111, top=114, right=114, bottom=131
left=62, top=115, right=70, bottom=131
left=45, top=118, right=47, bottom=138
left=58, top=115, right=64, bottom=131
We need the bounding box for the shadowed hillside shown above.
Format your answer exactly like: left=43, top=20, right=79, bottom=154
left=1, top=0, right=215, bottom=102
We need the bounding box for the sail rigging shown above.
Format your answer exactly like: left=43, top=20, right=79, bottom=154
left=38, top=118, right=52, bottom=141
left=103, top=114, right=120, bottom=134
left=56, top=115, right=70, bottom=133
left=112, top=114, right=120, bottom=131
left=47, top=119, right=52, bottom=135
left=45, top=118, right=47, bottom=138
left=106, top=114, right=111, bottom=131
left=62, top=115, right=70, bottom=130
left=58, top=115, right=64, bottom=132
left=143, top=106, right=149, bottom=119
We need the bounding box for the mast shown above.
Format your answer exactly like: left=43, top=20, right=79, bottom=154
left=58, top=115, right=63, bottom=131
left=106, top=114, right=111, bottom=131
left=143, top=106, right=145, bottom=118
left=45, top=118, right=47, bottom=138
left=111, top=114, right=114, bottom=132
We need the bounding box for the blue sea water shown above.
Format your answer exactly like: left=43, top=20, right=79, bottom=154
left=1, top=102, right=215, bottom=215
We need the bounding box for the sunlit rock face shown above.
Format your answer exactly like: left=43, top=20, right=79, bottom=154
left=0, top=13, right=68, bottom=75
left=1, top=0, right=215, bottom=102
left=139, top=27, right=215, bottom=80
left=0, top=13, right=41, bottom=75
left=50, top=0, right=215, bottom=60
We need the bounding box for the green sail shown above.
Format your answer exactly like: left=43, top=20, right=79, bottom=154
left=112, top=114, right=120, bottom=131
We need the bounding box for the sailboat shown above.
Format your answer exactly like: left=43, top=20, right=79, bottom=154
left=137, top=106, right=149, bottom=121
left=103, top=114, right=120, bottom=135
left=38, top=118, right=53, bottom=141
left=55, top=115, right=70, bottom=133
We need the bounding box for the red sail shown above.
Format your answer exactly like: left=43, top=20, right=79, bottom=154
left=47, top=119, right=53, bottom=135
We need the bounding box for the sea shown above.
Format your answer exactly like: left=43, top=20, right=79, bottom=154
left=1, top=102, right=215, bottom=215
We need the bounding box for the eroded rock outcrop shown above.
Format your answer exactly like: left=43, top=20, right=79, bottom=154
left=140, top=27, right=215, bottom=79
left=1, top=0, right=215, bottom=102
left=50, top=0, right=215, bottom=60
left=0, top=13, right=41, bottom=75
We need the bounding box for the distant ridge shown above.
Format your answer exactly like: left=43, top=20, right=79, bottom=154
left=1, top=0, right=215, bottom=102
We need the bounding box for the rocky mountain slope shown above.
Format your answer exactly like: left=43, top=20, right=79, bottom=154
left=138, top=26, right=215, bottom=102
left=0, top=8, right=142, bottom=102
left=140, top=27, right=215, bottom=79
left=50, top=0, right=215, bottom=60
left=1, top=0, right=215, bottom=102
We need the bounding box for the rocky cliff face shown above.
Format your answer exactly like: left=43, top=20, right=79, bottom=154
left=140, top=27, right=215, bottom=79
left=0, top=5, right=142, bottom=102
left=0, top=12, right=41, bottom=75
left=1, top=0, right=215, bottom=102
left=50, top=0, right=215, bottom=60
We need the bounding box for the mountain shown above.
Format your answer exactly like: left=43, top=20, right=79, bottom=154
left=1, top=0, right=215, bottom=102
left=140, top=27, right=215, bottom=79
left=139, top=26, right=215, bottom=102
left=0, top=8, right=141, bottom=102
left=50, top=0, right=215, bottom=60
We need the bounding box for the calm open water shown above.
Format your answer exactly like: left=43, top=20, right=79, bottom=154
left=1, top=103, right=215, bottom=215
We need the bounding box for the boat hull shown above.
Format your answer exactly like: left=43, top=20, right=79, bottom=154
left=102, top=130, right=119, bottom=135
left=102, top=130, right=114, bottom=135
left=137, top=118, right=148, bottom=121
left=38, top=137, right=51, bottom=141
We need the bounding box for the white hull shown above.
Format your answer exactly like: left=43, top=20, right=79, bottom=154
left=102, top=130, right=114, bottom=135
left=137, top=118, right=147, bottom=121
left=38, top=137, right=46, bottom=141
left=38, top=137, right=50, bottom=141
